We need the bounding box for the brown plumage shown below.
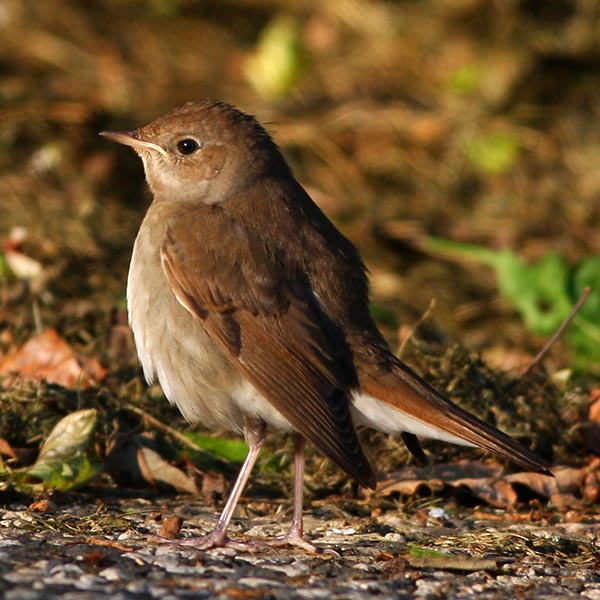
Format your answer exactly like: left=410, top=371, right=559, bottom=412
left=101, top=100, right=551, bottom=552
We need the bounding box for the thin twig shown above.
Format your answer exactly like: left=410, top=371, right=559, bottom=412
left=520, top=286, right=592, bottom=377
left=32, top=299, right=43, bottom=335
left=398, top=298, right=437, bottom=357
left=124, top=403, right=206, bottom=452
left=81, top=537, right=134, bottom=552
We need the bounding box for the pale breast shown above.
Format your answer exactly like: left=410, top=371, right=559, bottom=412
left=126, top=202, right=294, bottom=434
left=126, top=204, right=243, bottom=430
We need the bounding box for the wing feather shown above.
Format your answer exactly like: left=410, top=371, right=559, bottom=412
left=161, top=205, right=375, bottom=488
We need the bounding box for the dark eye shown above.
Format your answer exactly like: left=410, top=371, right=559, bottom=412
left=176, top=138, right=200, bottom=155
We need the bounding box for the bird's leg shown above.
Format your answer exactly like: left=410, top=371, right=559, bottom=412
left=163, top=426, right=326, bottom=553
left=288, top=435, right=309, bottom=545
left=269, top=435, right=323, bottom=554
left=170, top=418, right=267, bottom=550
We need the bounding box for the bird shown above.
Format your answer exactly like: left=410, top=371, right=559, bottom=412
left=101, top=100, right=551, bottom=552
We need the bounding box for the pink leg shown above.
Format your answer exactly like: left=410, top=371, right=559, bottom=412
left=271, top=435, right=323, bottom=553
left=172, top=419, right=266, bottom=550
left=288, top=435, right=308, bottom=544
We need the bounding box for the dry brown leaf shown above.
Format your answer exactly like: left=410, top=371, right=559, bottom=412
left=582, top=457, right=600, bottom=504
left=376, top=477, right=445, bottom=498
left=81, top=551, right=107, bottom=568
left=158, top=515, right=183, bottom=539
left=0, top=329, right=106, bottom=388
left=589, top=390, right=600, bottom=420
left=106, top=433, right=200, bottom=494
left=375, top=463, right=506, bottom=504
left=0, top=438, right=17, bottom=460
left=452, top=478, right=518, bottom=508
left=547, top=493, right=584, bottom=510
left=137, top=445, right=199, bottom=494
left=184, top=461, right=227, bottom=505
left=374, top=461, right=570, bottom=508
left=583, top=471, right=600, bottom=504
left=506, top=466, right=583, bottom=498
left=28, top=498, right=56, bottom=513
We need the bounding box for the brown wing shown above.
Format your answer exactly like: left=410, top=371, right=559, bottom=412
left=161, top=204, right=375, bottom=489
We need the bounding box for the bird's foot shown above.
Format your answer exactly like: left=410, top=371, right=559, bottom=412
left=266, top=528, right=339, bottom=557
left=268, top=534, right=322, bottom=554
left=152, top=528, right=337, bottom=556
left=158, top=530, right=262, bottom=553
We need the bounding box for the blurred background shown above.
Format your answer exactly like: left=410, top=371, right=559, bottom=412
left=1, top=0, right=600, bottom=375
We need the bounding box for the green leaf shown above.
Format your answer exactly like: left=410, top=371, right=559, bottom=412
left=15, top=409, right=103, bottom=492
left=422, top=236, right=500, bottom=267
left=446, top=63, right=482, bottom=95
left=496, top=252, right=572, bottom=335
left=0, top=253, right=13, bottom=280
left=185, top=433, right=248, bottom=463
left=420, top=234, right=600, bottom=367
left=408, top=543, right=450, bottom=559
left=566, top=258, right=600, bottom=364
left=464, top=132, right=520, bottom=175
left=245, top=16, right=305, bottom=99
left=422, top=237, right=573, bottom=335
left=23, top=454, right=101, bottom=491
left=571, top=257, right=600, bottom=322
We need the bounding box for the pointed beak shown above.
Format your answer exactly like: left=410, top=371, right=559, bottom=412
left=99, top=130, right=168, bottom=157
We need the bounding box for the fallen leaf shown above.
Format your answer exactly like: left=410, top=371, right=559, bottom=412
left=159, top=515, right=183, bottom=539
left=0, top=438, right=17, bottom=460
left=583, top=458, right=600, bottom=503
left=137, top=445, right=200, bottom=494
left=589, top=390, right=600, bottom=417
left=106, top=433, right=200, bottom=494
left=18, top=408, right=103, bottom=491
left=506, top=466, right=583, bottom=498
left=547, top=493, right=584, bottom=510
left=373, top=461, right=570, bottom=508
left=185, top=432, right=248, bottom=463
left=375, top=477, right=446, bottom=498
left=185, top=459, right=226, bottom=504
left=0, top=329, right=106, bottom=388
left=453, top=478, right=518, bottom=508
left=28, top=498, right=56, bottom=513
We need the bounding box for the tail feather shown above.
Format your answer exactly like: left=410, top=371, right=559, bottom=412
left=357, top=360, right=552, bottom=476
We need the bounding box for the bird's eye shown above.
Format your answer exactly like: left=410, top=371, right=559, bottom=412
left=176, top=138, right=200, bottom=155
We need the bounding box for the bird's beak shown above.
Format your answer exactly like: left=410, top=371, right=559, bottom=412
left=99, top=130, right=168, bottom=158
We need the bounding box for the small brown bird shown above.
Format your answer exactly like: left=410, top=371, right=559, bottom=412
left=101, top=100, right=551, bottom=552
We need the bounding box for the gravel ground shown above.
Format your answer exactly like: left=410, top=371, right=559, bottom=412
left=0, top=495, right=598, bottom=599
